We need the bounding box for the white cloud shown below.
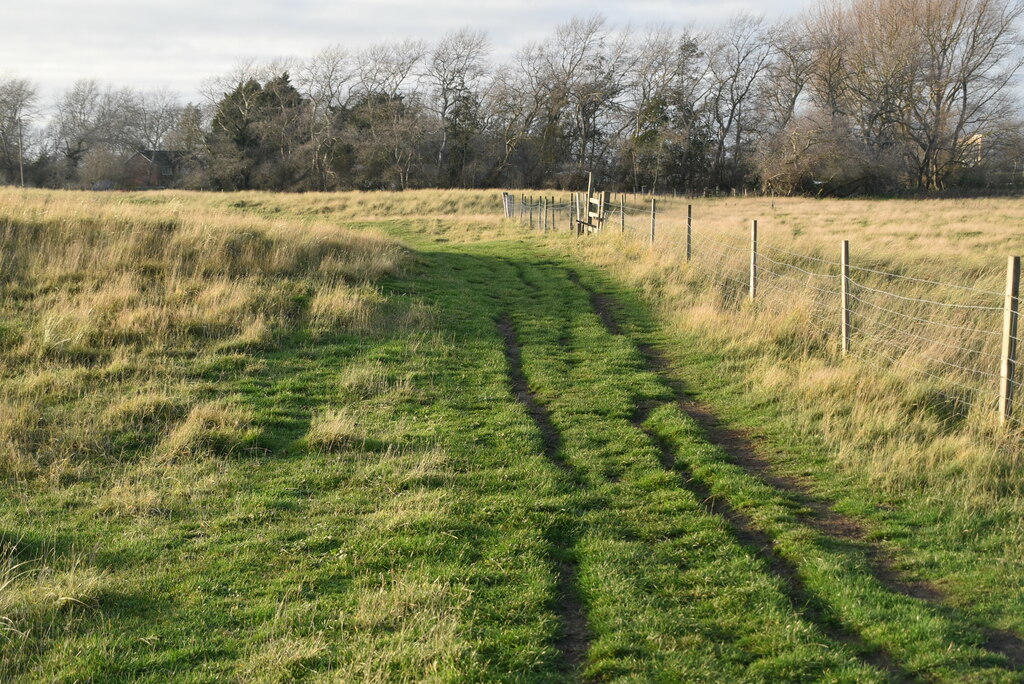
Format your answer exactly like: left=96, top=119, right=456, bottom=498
left=0, top=0, right=807, bottom=104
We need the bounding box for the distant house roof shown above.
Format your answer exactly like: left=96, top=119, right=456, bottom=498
left=134, top=150, right=188, bottom=167
left=125, top=150, right=193, bottom=189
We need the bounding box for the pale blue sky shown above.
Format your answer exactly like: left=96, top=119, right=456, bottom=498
left=1, top=0, right=808, bottom=103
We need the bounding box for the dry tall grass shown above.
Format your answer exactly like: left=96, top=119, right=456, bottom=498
left=0, top=187, right=413, bottom=671
left=0, top=188, right=407, bottom=483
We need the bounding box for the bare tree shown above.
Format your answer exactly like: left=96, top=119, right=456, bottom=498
left=704, top=13, right=776, bottom=186
left=804, top=0, right=852, bottom=117
left=350, top=40, right=428, bottom=189
left=901, top=0, right=1024, bottom=188
left=133, top=89, right=183, bottom=151
left=298, top=46, right=356, bottom=189
left=617, top=27, right=712, bottom=191
left=478, top=62, right=541, bottom=185
left=0, top=76, right=37, bottom=185
left=804, top=0, right=1024, bottom=189
left=542, top=16, right=634, bottom=180
left=763, top=19, right=813, bottom=132
left=426, top=28, right=490, bottom=185
left=18, top=8, right=1022, bottom=193
left=51, top=80, right=102, bottom=173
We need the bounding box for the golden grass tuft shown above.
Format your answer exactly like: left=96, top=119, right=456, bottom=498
left=305, top=409, right=364, bottom=452
left=338, top=361, right=415, bottom=401
left=310, top=284, right=385, bottom=334
left=95, top=400, right=255, bottom=517
left=338, top=572, right=469, bottom=682
left=238, top=633, right=329, bottom=682
left=154, top=400, right=261, bottom=463
left=102, top=391, right=188, bottom=431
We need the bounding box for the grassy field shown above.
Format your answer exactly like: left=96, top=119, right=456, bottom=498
left=4, top=188, right=1024, bottom=680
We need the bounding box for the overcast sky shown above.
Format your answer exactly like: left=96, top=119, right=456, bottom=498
left=1, top=0, right=808, bottom=105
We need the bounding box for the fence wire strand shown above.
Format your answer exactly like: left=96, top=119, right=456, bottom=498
left=500, top=193, right=1023, bottom=428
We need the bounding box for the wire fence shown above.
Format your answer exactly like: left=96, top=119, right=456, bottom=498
left=501, top=191, right=1024, bottom=433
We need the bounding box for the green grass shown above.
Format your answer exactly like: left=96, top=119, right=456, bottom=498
left=4, top=191, right=1024, bottom=680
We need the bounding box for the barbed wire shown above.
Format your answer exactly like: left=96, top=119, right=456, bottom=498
left=758, top=250, right=840, bottom=280
left=757, top=242, right=842, bottom=268
left=849, top=342, right=994, bottom=416
left=848, top=322, right=1002, bottom=381
left=846, top=262, right=1005, bottom=297
left=849, top=308, right=1003, bottom=361
left=758, top=263, right=842, bottom=298
left=690, top=230, right=748, bottom=254
left=845, top=290, right=1003, bottom=338
left=849, top=278, right=1003, bottom=311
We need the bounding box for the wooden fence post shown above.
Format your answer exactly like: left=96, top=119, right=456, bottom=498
left=551, top=196, right=555, bottom=232
left=620, top=194, right=625, bottom=232
left=650, top=198, right=656, bottom=244
left=1000, top=255, right=1021, bottom=425
left=529, top=197, right=534, bottom=230
left=542, top=197, right=548, bottom=233
left=575, top=192, right=581, bottom=236
left=749, top=220, right=758, bottom=300
left=841, top=240, right=851, bottom=356
left=686, top=204, right=692, bottom=262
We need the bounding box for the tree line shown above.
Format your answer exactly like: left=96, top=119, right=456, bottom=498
left=3, top=0, right=1024, bottom=195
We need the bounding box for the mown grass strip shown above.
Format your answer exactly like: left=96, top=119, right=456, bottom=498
left=498, top=247, right=887, bottom=682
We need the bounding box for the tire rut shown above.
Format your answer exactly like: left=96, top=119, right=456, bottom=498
left=630, top=406, right=908, bottom=680
left=569, top=269, right=908, bottom=677
left=498, top=314, right=590, bottom=674
left=569, top=271, right=1024, bottom=672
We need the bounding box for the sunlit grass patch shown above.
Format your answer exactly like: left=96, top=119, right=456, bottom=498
left=0, top=541, right=108, bottom=680
left=305, top=409, right=364, bottom=452
left=337, top=361, right=414, bottom=402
